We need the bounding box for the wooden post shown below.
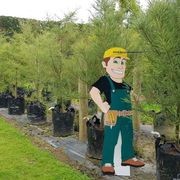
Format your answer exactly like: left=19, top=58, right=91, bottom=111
left=132, top=66, right=142, bottom=132
left=78, top=79, right=88, bottom=142
left=132, top=64, right=143, bottom=154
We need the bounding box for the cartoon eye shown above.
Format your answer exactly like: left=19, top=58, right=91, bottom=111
left=113, top=60, right=118, bottom=64
left=120, top=60, right=126, bottom=65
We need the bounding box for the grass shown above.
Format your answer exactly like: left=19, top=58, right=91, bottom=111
left=0, top=117, right=91, bottom=180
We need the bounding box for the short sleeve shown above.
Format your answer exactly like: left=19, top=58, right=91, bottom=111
left=91, top=76, right=109, bottom=94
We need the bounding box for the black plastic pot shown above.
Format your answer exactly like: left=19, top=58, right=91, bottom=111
left=86, top=115, right=104, bottom=159
left=0, top=93, right=12, bottom=108
left=155, top=136, right=180, bottom=180
left=27, top=101, right=46, bottom=123
left=8, top=97, right=25, bottom=115
left=52, top=106, right=74, bottom=137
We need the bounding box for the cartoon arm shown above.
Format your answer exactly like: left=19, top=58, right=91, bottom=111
left=89, top=86, right=110, bottom=113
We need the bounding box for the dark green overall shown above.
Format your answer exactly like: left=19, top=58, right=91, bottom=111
left=102, top=76, right=134, bottom=165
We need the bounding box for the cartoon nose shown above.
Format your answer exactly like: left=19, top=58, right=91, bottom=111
left=118, top=66, right=123, bottom=69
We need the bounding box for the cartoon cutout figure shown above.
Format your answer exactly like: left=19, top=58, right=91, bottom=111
left=90, top=47, right=145, bottom=175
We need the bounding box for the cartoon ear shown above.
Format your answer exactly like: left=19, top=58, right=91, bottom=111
left=102, top=61, right=106, bottom=68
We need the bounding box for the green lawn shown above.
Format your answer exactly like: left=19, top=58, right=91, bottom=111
left=0, top=117, right=91, bottom=180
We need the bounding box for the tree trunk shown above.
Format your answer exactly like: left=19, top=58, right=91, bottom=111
left=132, top=65, right=143, bottom=155
left=132, top=66, right=142, bottom=132
left=15, top=67, right=18, bottom=98
left=35, top=58, right=40, bottom=101
left=78, top=79, right=88, bottom=142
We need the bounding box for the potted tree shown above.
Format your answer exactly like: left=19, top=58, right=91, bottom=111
left=49, top=64, right=76, bottom=137
left=8, top=68, right=25, bottom=115
left=25, top=66, right=47, bottom=124
left=137, top=1, right=180, bottom=179
left=0, top=32, right=21, bottom=110
left=44, top=22, right=77, bottom=137
left=0, top=36, right=26, bottom=115
left=18, top=23, right=49, bottom=123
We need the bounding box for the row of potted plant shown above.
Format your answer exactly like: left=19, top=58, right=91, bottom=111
left=0, top=89, right=76, bottom=137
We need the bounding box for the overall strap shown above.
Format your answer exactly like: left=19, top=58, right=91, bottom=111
left=106, top=76, right=116, bottom=93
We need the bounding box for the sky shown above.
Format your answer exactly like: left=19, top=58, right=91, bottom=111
left=0, top=0, right=148, bottom=23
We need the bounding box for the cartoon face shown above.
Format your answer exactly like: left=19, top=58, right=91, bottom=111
left=102, top=57, right=126, bottom=80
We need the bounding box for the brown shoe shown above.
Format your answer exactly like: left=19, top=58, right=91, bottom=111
left=121, top=158, right=145, bottom=167
left=101, top=165, right=115, bottom=175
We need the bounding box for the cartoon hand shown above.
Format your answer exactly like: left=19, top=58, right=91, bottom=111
left=100, top=101, right=110, bottom=113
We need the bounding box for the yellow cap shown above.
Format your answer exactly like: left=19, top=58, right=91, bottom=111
left=103, top=47, right=129, bottom=60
